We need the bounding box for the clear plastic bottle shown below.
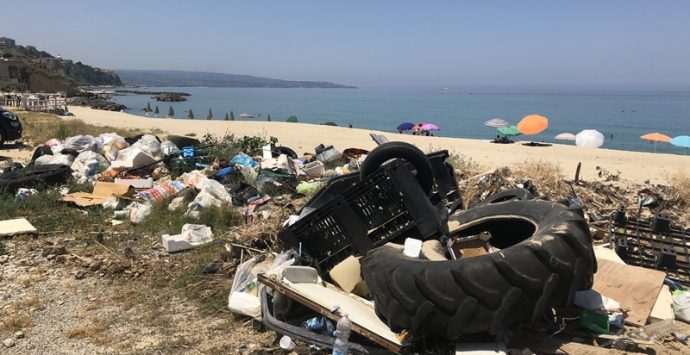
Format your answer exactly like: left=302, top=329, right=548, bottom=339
left=332, top=313, right=351, bottom=355
left=629, top=319, right=677, bottom=342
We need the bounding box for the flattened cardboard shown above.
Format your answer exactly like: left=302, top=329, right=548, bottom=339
left=329, top=255, right=363, bottom=293
left=0, top=218, right=37, bottom=237
left=592, top=259, right=665, bottom=326
left=62, top=182, right=133, bottom=207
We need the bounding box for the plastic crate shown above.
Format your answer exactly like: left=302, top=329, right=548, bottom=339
left=280, top=160, right=448, bottom=276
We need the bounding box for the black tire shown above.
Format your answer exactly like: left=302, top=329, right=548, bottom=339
left=359, top=141, right=434, bottom=195
left=31, top=146, right=54, bottom=161
left=273, top=146, right=298, bottom=159
left=166, top=135, right=200, bottom=148
left=0, top=129, right=5, bottom=147
left=476, top=188, right=535, bottom=207
left=0, top=164, right=72, bottom=193
left=361, top=199, right=596, bottom=340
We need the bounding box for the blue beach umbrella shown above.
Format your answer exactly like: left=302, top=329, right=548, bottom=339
left=670, top=135, right=690, bottom=148
left=671, top=135, right=690, bottom=154
left=397, top=122, right=416, bottom=131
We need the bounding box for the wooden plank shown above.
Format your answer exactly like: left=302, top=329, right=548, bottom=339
left=592, top=259, right=665, bottom=326
left=258, top=274, right=402, bottom=352
left=0, top=218, right=37, bottom=237
left=649, top=284, right=674, bottom=322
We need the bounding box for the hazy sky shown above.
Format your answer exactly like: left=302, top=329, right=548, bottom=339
left=4, top=0, right=690, bottom=89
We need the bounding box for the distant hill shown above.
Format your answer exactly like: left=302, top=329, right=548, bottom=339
left=0, top=38, right=121, bottom=92
left=115, top=70, right=356, bottom=89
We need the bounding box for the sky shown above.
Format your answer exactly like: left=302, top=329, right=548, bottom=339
left=3, top=0, right=690, bottom=89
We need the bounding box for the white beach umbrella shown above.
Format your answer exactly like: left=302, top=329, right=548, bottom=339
left=554, top=132, right=577, bottom=141
left=575, top=129, right=605, bottom=148
left=484, top=118, right=510, bottom=128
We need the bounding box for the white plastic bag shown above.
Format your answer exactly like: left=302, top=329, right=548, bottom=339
left=131, top=134, right=162, bottom=159
left=197, top=179, right=232, bottom=204
left=129, top=203, right=152, bottom=224
left=64, top=135, right=98, bottom=153
left=673, top=290, right=690, bottom=322
left=168, top=196, right=185, bottom=211
left=161, top=224, right=213, bottom=252
left=71, top=151, right=109, bottom=178
left=111, top=147, right=157, bottom=169
left=161, top=141, right=181, bottom=156
left=34, top=153, right=75, bottom=167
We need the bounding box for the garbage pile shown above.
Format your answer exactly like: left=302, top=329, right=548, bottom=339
left=2, top=130, right=690, bottom=354
left=225, top=139, right=690, bottom=354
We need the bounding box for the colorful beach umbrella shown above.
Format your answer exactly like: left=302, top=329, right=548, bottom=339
left=484, top=118, right=510, bottom=128
left=575, top=129, right=605, bottom=148
left=641, top=132, right=672, bottom=152
left=554, top=132, right=576, bottom=141
left=670, top=135, right=690, bottom=149
left=517, top=114, right=549, bottom=135
left=420, top=123, right=440, bottom=131
left=397, top=122, right=416, bottom=131
left=286, top=115, right=298, bottom=123
left=497, top=125, right=521, bottom=136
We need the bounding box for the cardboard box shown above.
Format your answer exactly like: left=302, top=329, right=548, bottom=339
left=62, top=182, right=134, bottom=207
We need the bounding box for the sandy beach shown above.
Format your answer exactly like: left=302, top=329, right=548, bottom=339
left=63, top=106, right=690, bottom=185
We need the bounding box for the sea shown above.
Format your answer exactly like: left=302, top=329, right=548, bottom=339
left=110, top=87, right=690, bottom=155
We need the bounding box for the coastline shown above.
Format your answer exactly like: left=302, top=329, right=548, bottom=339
left=67, top=106, right=690, bottom=185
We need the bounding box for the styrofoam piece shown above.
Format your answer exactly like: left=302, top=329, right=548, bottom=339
left=403, top=237, right=423, bottom=258
left=455, top=342, right=507, bottom=354
left=161, top=224, right=213, bottom=252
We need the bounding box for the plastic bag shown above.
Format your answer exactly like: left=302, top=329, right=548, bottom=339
left=179, top=170, right=208, bottom=188
left=168, top=196, right=185, bottom=211
left=138, top=180, right=186, bottom=203
left=160, top=141, right=181, bottom=156
left=71, top=151, right=110, bottom=178
left=129, top=203, right=152, bottom=224
left=196, top=179, right=232, bottom=204
left=98, top=133, right=129, bottom=161
left=673, top=290, right=690, bottom=322
left=230, top=153, right=257, bottom=168
left=34, top=153, right=75, bottom=167
left=64, top=135, right=98, bottom=153
left=131, top=134, right=162, bottom=159
left=44, top=138, right=62, bottom=147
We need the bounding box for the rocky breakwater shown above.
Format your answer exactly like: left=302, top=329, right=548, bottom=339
left=67, top=96, right=127, bottom=111
left=154, top=92, right=189, bottom=102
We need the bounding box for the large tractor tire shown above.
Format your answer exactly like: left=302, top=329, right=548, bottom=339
left=359, top=141, right=434, bottom=195
left=361, top=199, right=596, bottom=340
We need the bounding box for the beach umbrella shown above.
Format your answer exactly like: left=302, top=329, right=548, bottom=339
left=397, top=122, right=416, bottom=131
left=641, top=132, right=672, bottom=153
left=286, top=115, right=298, bottom=123
left=267, top=114, right=271, bottom=122
left=207, top=108, right=213, bottom=120
left=517, top=114, right=549, bottom=135
left=224, top=112, right=229, bottom=120
left=670, top=135, right=690, bottom=149
left=575, top=129, right=605, bottom=148
left=167, top=106, right=174, bottom=117
left=187, top=109, right=195, bottom=119
left=497, top=125, right=521, bottom=137
left=154, top=105, right=159, bottom=115
left=230, top=111, right=235, bottom=121
left=420, top=123, right=440, bottom=131
left=145, top=102, right=152, bottom=112
left=554, top=132, right=576, bottom=141
left=484, top=118, right=510, bottom=128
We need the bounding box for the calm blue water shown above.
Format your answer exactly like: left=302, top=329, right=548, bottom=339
left=111, top=87, right=690, bottom=154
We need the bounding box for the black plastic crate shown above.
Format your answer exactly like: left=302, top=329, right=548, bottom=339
left=609, top=208, right=690, bottom=286
left=281, top=160, right=448, bottom=276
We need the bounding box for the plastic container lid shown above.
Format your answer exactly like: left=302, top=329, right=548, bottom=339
left=403, top=238, right=423, bottom=258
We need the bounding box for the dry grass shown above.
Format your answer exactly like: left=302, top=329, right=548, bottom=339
left=15, top=110, right=159, bottom=146
left=670, top=171, right=690, bottom=205
left=447, top=152, right=484, bottom=178
left=511, top=160, right=566, bottom=198
left=65, top=318, right=111, bottom=339
left=0, top=313, right=32, bottom=331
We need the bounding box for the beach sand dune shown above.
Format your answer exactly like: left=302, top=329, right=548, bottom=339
left=68, top=106, right=690, bottom=185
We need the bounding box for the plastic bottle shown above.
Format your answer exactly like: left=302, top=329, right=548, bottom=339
left=629, top=319, right=677, bottom=342
left=332, top=313, right=351, bottom=355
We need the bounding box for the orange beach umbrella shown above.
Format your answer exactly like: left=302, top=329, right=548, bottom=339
left=640, top=132, right=672, bottom=143
left=517, top=114, right=549, bottom=135
left=641, top=132, right=672, bottom=153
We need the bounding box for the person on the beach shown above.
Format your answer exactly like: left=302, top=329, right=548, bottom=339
left=348, top=122, right=353, bottom=128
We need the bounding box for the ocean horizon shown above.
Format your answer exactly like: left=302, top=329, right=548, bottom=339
left=111, top=86, right=690, bottom=155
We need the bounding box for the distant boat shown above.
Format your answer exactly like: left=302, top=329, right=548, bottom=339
left=239, top=113, right=254, bottom=118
